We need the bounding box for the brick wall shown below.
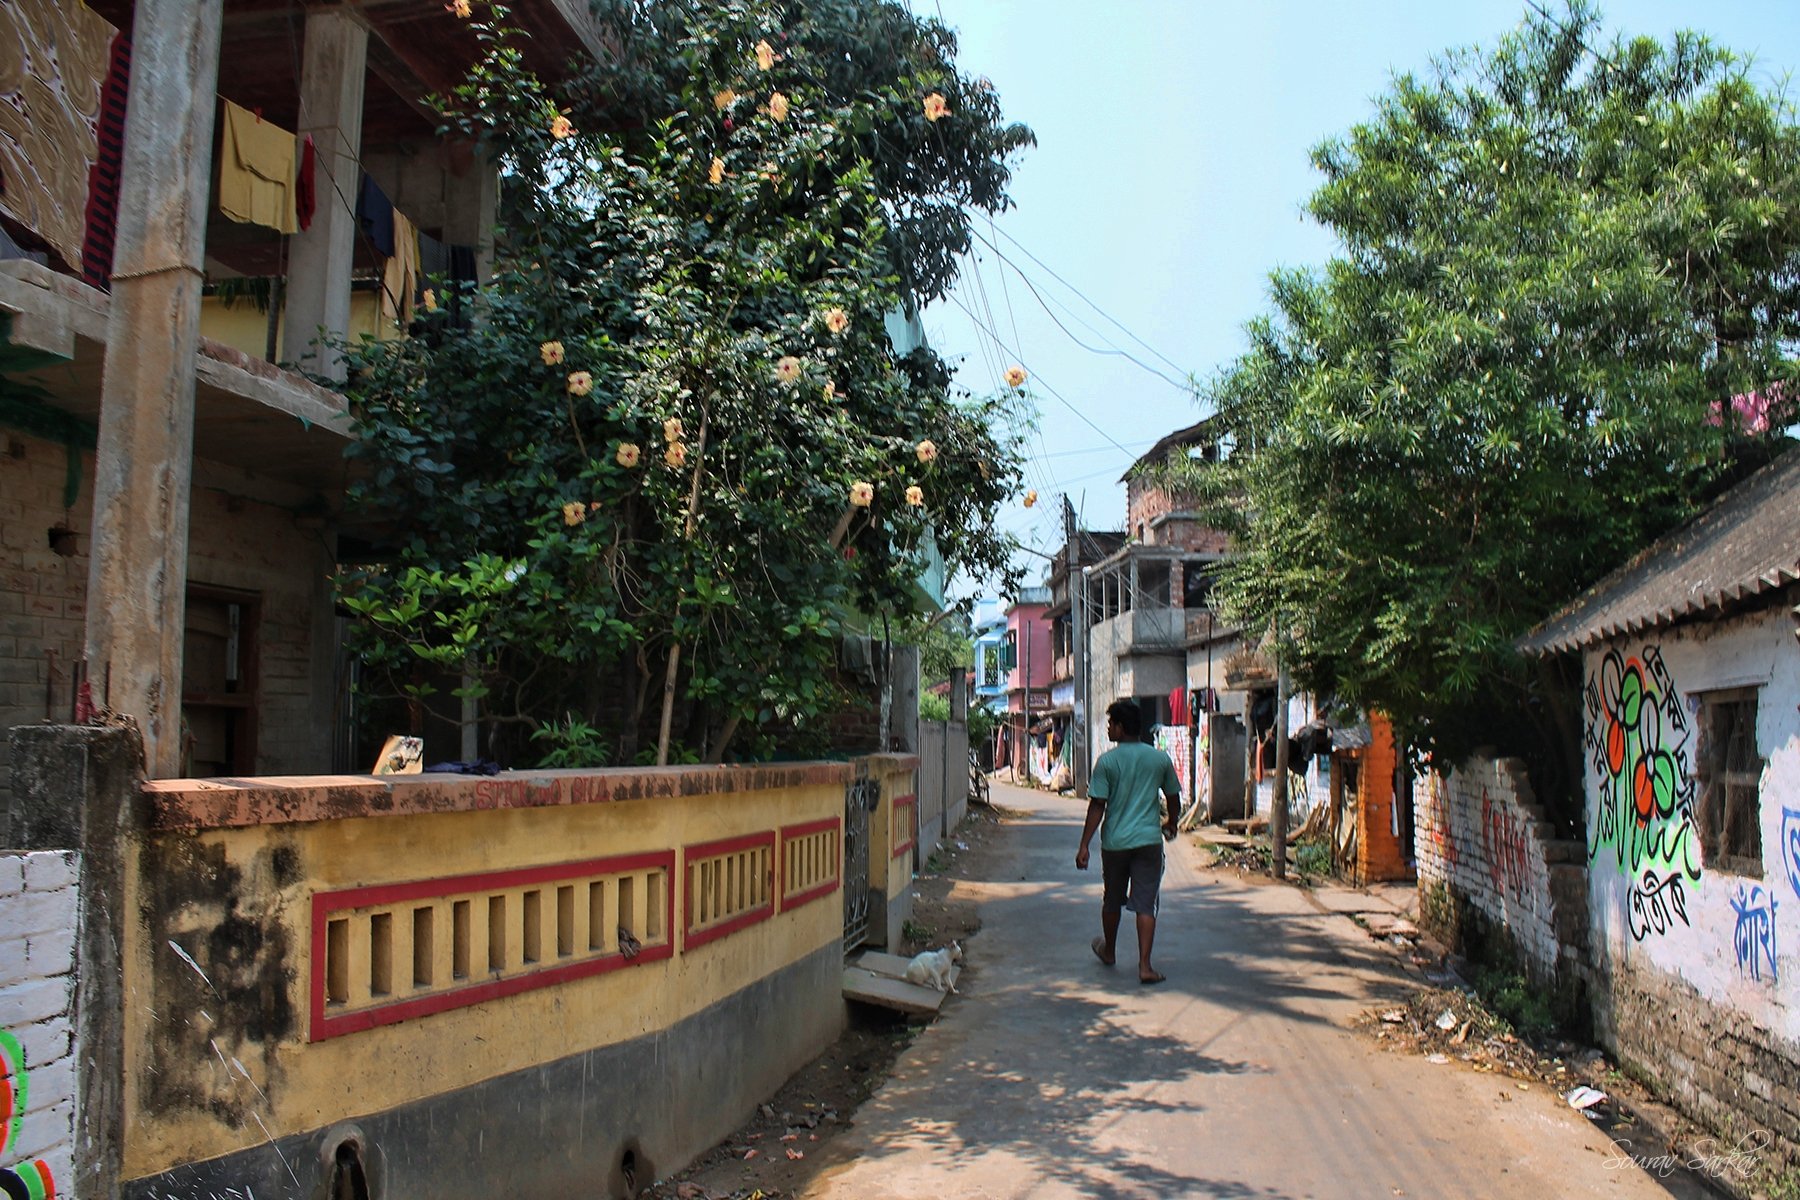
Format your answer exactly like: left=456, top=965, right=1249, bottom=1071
left=1414, top=752, right=1585, bottom=984
left=0, top=850, right=79, bottom=1197
left=1596, top=956, right=1800, bottom=1166
left=1, top=432, right=336, bottom=805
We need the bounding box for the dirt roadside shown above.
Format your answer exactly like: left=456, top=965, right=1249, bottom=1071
left=639, top=803, right=1006, bottom=1200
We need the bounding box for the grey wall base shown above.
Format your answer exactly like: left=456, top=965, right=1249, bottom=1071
left=121, top=943, right=847, bottom=1200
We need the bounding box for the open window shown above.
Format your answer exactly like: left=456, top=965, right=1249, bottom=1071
left=182, top=583, right=261, bottom=776
left=1695, top=686, right=1762, bottom=876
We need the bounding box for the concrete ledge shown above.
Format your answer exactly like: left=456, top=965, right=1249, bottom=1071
left=144, top=756, right=921, bottom=831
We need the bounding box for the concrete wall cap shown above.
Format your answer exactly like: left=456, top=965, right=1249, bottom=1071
left=143, top=757, right=917, bottom=831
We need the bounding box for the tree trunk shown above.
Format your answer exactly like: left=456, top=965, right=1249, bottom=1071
left=707, top=713, right=742, bottom=764
left=655, top=407, right=709, bottom=765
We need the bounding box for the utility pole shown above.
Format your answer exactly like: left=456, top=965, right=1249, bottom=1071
left=1065, top=496, right=1091, bottom=798
left=1270, top=614, right=1290, bottom=879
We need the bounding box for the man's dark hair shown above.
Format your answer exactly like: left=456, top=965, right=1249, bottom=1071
left=1106, top=699, right=1142, bottom=739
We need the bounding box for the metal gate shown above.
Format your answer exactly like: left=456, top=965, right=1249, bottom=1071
left=842, top=774, right=881, bottom=952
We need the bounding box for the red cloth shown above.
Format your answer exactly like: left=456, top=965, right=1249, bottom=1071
left=80, top=31, right=132, bottom=289
left=296, top=134, right=317, bottom=231
left=1169, top=686, right=1189, bottom=728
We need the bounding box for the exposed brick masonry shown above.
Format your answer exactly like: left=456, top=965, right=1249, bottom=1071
left=1, top=432, right=331, bottom=810
left=0, top=850, right=80, bottom=1192
left=1415, top=754, right=1587, bottom=986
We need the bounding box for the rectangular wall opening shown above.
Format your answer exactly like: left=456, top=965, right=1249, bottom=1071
left=412, top=906, right=434, bottom=987
left=487, top=895, right=507, bottom=972
left=522, top=889, right=542, bottom=965
left=326, top=918, right=349, bottom=1004
left=369, top=912, right=393, bottom=996
left=588, top=881, right=606, bottom=952
left=557, top=885, right=575, bottom=957
left=619, top=875, right=636, bottom=940
left=452, top=899, right=471, bottom=979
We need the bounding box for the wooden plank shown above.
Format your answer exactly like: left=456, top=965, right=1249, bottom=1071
left=842, top=966, right=953, bottom=1016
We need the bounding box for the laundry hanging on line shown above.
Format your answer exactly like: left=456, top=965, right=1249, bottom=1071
left=218, top=99, right=297, bottom=234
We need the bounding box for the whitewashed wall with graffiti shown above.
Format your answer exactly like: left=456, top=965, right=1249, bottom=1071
left=0, top=850, right=79, bottom=1198
left=1583, top=608, right=1800, bottom=1044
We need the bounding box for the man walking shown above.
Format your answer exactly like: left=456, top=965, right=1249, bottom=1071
left=1075, top=699, right=1180, bottom=984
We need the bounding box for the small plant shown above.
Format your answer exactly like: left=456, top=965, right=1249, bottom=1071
left=902, top=919, right=933, bottom=944
left=1473, top=965, right=1556, bottom=1040
left=1293, top=837, right=1332, bottom=880
left=529, top=713, right=612, bottom=768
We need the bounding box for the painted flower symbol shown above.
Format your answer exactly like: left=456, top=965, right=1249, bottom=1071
left=447, top=0, right=471, bottom=16
left=714, top=88, right=738, bottom=111
left=823, top=308, right=850, bottom=334
left=566, top=370, right=594, bottom=396
left=562, top=501, right=587, bottom=526
left=550, top=113, right=575, bottom=140
left=905, top=485, right=924, bottom=507
left=775, top=355, right=803, bottom=384
left=615, top=443, right=642, bottom=468
left=915, top=439, right=938, bottom=463
left=539, top=340, right=565, bottom=366
left=665, top=442, right=688, bottom=469
left=664, top=418, right=684, bottom=443
left=709, top=157, right=725, bottom=185
left=755, top=39, right=778, bottom=71
left=768, top=92, right=790, bottom=122
left=1023, top=489, right=1038, bottom=508
left=1004, top=365, right=1028, bottom=388
left=849, top=481, right=874, bottom=507
left=923, top=92, right=950, bottom=122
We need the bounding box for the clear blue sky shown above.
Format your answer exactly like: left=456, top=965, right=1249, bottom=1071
left=912, top=0, right=1800, bottom=597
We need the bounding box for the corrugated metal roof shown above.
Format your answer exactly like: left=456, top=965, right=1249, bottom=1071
left=1518, top=446, right=1800, bottom=656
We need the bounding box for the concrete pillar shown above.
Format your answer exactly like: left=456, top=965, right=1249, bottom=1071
left=443, top=149, right=499, bottom=284
left=283, top=10, right=368, bottom=377
left=890, top=643, right=919, bottom=754
left=86, top=0, right=224, bottom=779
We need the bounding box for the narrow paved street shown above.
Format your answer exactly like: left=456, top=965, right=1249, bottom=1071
left=803, top=779, right=1693, bottom=1200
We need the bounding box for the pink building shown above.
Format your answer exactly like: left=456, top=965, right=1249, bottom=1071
left=1001, top=588, right=1053, bottom=779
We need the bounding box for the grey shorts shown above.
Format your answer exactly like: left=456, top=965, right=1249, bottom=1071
left=1101, top=843, right=1164, bottom=917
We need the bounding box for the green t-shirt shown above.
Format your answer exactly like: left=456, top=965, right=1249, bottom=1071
left=1089, top=741, right=1180, bottom=851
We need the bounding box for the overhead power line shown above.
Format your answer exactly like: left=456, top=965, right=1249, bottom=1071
left=940, top=290, right=1138, bottom=458
left=967, top=229, right=1194, bottom=394
left=982, top=224, right=1194, bottom=383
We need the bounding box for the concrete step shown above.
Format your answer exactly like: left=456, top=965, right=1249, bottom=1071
left=842, top=951, right=959, bottom=1017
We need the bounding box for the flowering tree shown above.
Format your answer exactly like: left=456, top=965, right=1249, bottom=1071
left=337, top=0, right=1034, bottom=764
left=1172, top=2, right=1799, bottom=789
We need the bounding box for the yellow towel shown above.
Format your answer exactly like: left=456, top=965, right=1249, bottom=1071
left=219, top=99, right=297, bottom=234
left=381, top=208, right=420, bottom=327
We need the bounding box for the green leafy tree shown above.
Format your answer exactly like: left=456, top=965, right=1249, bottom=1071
left=337, top=0, right=1033, bottom=765
left=1180, top=2, right=1799, bottom=790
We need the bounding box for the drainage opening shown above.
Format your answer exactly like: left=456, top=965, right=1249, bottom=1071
left=613, top=1139, right=655, bottom=1199
left=330, top=1139, right=370, bottom=1200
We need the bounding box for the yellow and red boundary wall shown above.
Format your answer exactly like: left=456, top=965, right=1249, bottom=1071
left=119, top=755, right=916, bottom=1193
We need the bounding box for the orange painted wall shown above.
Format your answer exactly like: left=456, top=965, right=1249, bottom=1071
left=1356, top=713, right=1411, bottom=883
